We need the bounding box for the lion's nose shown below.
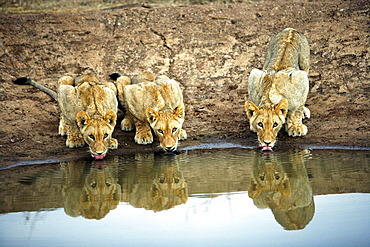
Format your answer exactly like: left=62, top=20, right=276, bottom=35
left=264, top=141, right=271, bottom=146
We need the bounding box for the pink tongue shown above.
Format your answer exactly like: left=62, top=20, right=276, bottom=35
left=93, top=154, right=106, bottom=160
left=261, top=146, right=272, bottom=152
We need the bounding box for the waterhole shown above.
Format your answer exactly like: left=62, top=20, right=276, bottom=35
left=0, top=148, right=369, bottom=246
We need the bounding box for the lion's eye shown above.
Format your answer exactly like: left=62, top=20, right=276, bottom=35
left=274, top=173, right=280, bottom=180
left=172, top=128, right=177, bottom=133
left=91, top=182, right=97, bottom=188
left=105, top=182, right=111, bottom=187
left=89, top=134, right=95, bottom=140
left=257, top=122, right=263, bottom=128
left=157, top=129, right=164, bottom=134
left=273, top=122, right=278, bottom=128
left=103, top=133, right=109, bottom=139
left=259, top=174, right=265, bottom=181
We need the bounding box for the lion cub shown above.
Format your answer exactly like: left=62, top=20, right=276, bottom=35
left=14, top=75, right=118, bottom=159
left=245, top=28, right=310, bottom=151
left=112, top=72, right=187, bottom=152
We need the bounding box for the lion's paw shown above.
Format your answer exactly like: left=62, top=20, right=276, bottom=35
left=109, top=138, right=118, bottom=149
left=179, top=129, right=187, bottom=140
left=121, top=118, right=134, bottom=131
left=66, top=135, right=85, bottom=148
left=286, top=123, right=308, bottom=137
left=135, top=131, right=153, bottom=145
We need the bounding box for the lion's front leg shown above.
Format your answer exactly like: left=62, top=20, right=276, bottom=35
left=109, top=138, right=118, bottom=150
left=115, top=75, right=131, bottom=108
left=133, top=118, right=153, bottom=145
left=65, top=121, right=85, bottom=148
left=179, top=129, right=187, bottom=141
left=285, top=108, right=308, bottom=137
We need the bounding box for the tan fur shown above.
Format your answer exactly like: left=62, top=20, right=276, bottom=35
left=120, top=153, right=188, bottom=211
left=80, top=164, right=121, bottom=219
left=245, top=28, right=310, bottom=148
left=248, top=153, right=291, bottom=200
left=57, top=75, right=118, bottom=158
left=248, top=150, right=314, bottom=230
left=116, top=73, right=187, bottom=152
left=62, top=158, right=121, bottom=219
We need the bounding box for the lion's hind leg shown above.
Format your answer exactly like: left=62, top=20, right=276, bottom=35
left=303, top=106, right=310, bottom=119
left=58, top=117, right=67, bottom=136
left=285, top=109, right=308, bottom=137
left=58, top=76, right=75, bottom=86
left=121, top=111, right=135, bottom=131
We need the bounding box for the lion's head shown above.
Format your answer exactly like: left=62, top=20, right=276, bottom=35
left=245, top=98, right=288, bottom=150
left=149, top=165, right=188, bottom=211
left=248, top=156, right=291, bottom=199
left=146, top=103, right=185, bottom=152
left=80, top=163, right=121, bottom=219
left=76, top=110, right=118, bottom=159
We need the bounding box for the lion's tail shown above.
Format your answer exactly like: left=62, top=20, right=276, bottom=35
left=14, top=77, right=58, bottom=101
left=109, top=73, right=122, bottom=81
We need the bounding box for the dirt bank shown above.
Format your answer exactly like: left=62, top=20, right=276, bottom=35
left=0, top=1, right=369, bottom=167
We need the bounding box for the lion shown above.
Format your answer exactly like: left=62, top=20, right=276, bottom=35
left=245, top=28, right=311, bottom=151
left=14, top=75, right=118, bottom=159
left=248, top=150, right=314, bottom=230
left=120, top=153, right=188, bottom=212
left=112, top=72, right=187, bottom=152
left=248, top=153, right=291, bottom=200
left=62, top=158, right=121, bottom=220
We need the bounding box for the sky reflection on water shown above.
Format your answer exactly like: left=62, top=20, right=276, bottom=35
left=1, top=193, right=369, bottom=247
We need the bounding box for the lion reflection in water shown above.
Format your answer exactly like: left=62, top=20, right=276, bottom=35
left=248, top=150, right=314, bottom=230
left=120, top=153, right=188, bottom=212
left=62, top=158, right=121, bottom=220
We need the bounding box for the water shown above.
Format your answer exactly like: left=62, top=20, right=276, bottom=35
left=0, top=148, right=369, bottom=246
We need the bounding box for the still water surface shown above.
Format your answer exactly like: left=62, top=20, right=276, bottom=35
left=0, top=148, right=369, bottom=246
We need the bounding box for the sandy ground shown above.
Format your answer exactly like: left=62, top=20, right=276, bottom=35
left=0, top=1, right=369, bottom=167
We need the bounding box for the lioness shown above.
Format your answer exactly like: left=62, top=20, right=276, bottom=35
left=112, top=72, right=187, bottom=152
left=245, top=28, right=310, bottom=151
left=14, top=75, right=118, bottom=159
left=62, top=158, right=121, bottom=219
left=248, top=150, right=314, bottom=230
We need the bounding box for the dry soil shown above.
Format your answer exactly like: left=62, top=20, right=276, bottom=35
left=0, top=1, right=369, bottom=167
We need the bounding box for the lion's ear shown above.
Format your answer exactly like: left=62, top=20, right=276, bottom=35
left=104, top=110, right=117, bottom=126
left=248, top=180, right=262, bottom=199
left=245, top=101, right=259, bottom=119
left=76, top=112, right=90, bottom=128
left=173, top=103, right=185, bottom=119
left=275, top=98, right=288, bottom=118
left=146, top=108, right=159, bottom=124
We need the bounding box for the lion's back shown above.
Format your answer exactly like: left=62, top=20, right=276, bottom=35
left=124, top=78, right=183, bottom=121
